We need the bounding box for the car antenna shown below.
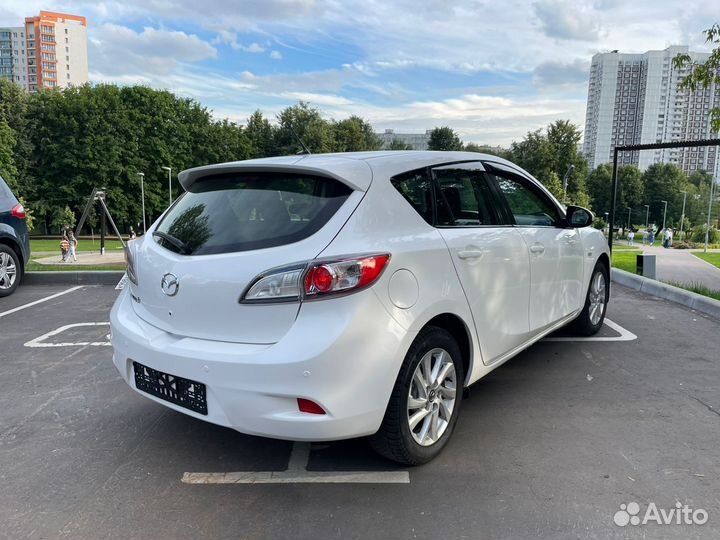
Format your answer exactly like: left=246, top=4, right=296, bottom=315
left=289, top=125, right=312, bottom=155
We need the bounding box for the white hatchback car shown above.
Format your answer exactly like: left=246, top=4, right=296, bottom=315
left=111, top=151, right=610, bottom=464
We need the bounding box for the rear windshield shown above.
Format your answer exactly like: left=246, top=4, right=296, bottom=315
left=154, top=172, right=352, bottom=255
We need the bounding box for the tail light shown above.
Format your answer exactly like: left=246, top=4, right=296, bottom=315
left=241, top=254, right=391, bottom=303
left=11, top=203, right=26, bottom=219
left=125, top=243, right=138, bottom=285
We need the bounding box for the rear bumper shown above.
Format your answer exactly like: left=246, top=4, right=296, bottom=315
left=110, top=288, right=414, bottom=441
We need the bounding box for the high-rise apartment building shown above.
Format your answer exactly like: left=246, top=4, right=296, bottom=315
left=23, top=11, right=88, bottom=91
left=583, top=46, right=720, bottom=175
left=0, top=27, right=28, bottom=89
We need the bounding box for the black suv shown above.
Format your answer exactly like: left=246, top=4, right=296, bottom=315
left=0, top=175, right=29, bottom=297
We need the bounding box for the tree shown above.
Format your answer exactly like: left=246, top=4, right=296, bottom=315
left=0, top=119, right=17, bottom=190
left=245, top=110, right=276, bottom=158
left=464, top=142, right=512, bottom=159
left=689, top=170, right=713, bottom=188
left=0, top=79, right=30, bottom=194
left=642, top=163, right=689, bottom=226
left=388, top=138, right=413, bottom=150
left=332, top=116, right=381, bottom=152
left=275, top=102, right=335, bottom=155
left=510, top=121, right=590, bottom=206
left=673, top=23, right=720, bottom=132
left=50, top=205, right=76, bottom=233
left=427, top=127, right=463, bottom=151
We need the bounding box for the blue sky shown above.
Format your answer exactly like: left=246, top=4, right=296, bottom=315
left=1, top=0, right=718, bottom=145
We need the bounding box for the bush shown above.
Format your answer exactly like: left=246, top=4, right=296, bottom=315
left=691, top=227, right=718, bottom=244
left=672, top=241, right=696, bottom=249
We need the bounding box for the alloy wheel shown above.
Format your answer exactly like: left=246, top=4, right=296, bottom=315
left=0, top=251, right=17, bottom=290
left=407, top=347, right=457, bottom=446
left=588, top=271, right=607, bottom=325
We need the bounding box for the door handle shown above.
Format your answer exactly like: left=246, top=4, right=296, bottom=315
left=529, top=244, right=545, bottom=254
left=457, top=249, right=485, bottom=260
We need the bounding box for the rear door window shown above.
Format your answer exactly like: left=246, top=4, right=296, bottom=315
left=433, top=169, right=499, bottom=226
left=154, top=173, right=352, bottom=255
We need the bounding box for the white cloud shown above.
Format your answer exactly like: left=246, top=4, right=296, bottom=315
left=533, top=0, right=602, bottom=41
left=89, top=24, right=216, bottom=76
left=8, top=0, right=715, bottom=146
left=277, top=92, right=352, bottom=106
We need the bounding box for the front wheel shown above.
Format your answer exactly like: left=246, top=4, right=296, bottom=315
left=370, top=327, right=464, bottom=465
left=570, top=261, right=609, bottom=336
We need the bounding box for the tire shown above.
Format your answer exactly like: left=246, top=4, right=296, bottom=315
left=569, top=260, right=609, bottom=336
left=0, top=244, right=21, bottom=298
left=370, top=326, right=464, bottom=465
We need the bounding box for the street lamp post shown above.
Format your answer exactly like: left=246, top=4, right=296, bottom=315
left=627, top=207, right=632, bottom=229
left=562, top=165, right=575, bottom=203
left=679, top=190, right=687, bottom=241
left=706, top=178, right=717, bottom=253
left=661, top=200, right=668, bottom=232
left=137, top=172, right=146, bottom=234
left=162, top=166, right=172, bottom=206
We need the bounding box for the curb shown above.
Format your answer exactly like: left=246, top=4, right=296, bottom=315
left=23, top=271, right=125, bottom=286
left=611, top=268, right=720, bottom=320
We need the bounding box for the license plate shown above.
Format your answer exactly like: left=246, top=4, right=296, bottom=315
left=133, top=361, right=207, bottom=415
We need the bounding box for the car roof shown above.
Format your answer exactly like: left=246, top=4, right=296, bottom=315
left=178, top=151, right=520, bottom=192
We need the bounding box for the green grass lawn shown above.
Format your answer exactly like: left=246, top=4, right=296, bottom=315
left=611, top=250, right=641, bottom=273
left=692, top=252, right=720, bottom=269
left=666, top=281, right=720, bottom=301
left=25, top=261, right=126, bottom=272
left=30, top=238, right=126, bottom=253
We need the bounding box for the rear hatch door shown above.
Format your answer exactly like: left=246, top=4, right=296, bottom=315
left=130, top=165, right=367, bottom=344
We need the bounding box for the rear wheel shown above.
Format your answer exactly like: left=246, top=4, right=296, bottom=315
left=570, top=261, right=608, bottom=336
left=0, top=244, right=20, bottom=297
left=370, top=326, right=464, bottom=465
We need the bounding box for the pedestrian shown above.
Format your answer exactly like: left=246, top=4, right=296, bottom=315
left=648, top=224, right=655, bottom=245
left=65, top=230, right=78, bottom=262
left=129, top=227, right=137, bottom=241
left=60, top=237, right=69, bottom=262
left=666, top=228, right=673, bottom=248
left=59, top=225, right=69, bottom=261
left=628, top=229, right=635, bottom=246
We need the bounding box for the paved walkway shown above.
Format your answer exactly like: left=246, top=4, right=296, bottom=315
left=620, top=241, right=720, bottom=289
left=32, top=251, right=125, bottom=266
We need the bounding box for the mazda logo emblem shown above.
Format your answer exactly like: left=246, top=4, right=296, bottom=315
left=161, top=273, right=179, bottom=296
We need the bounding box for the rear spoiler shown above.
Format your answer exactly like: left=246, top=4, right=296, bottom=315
left=178, top=157, right=373, bottom=192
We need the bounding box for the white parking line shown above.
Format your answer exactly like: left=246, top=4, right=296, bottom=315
left=0, top=286, right=84, bottom=319
left=543, top=318, right=637, bottom=342
left=24, top=322, right=111, bottom=348
left=181, top=442, right=410, bottom=484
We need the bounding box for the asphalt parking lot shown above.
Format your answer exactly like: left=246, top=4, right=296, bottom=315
left=1, top=283, right=719, bottom=539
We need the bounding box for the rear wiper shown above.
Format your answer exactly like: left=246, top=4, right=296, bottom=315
left=152, top=231, right=192, bottom=254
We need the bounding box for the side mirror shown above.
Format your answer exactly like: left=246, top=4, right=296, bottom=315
left=566, top=205, right=594, bottom=228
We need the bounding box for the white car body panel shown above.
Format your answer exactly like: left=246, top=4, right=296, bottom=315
left=111, top=151, right=610, bottom=442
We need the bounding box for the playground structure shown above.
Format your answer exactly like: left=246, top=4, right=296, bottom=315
left=74, top=188, right=127, bottom=254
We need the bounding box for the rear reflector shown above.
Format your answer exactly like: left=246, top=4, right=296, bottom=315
left=10, top=203, right=26, bottom=219
left=297, top=398, right=325, bottom=415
